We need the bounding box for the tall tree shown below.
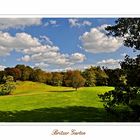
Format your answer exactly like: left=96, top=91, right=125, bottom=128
left=99, top=18, right=140, bottom=121
left=94, top=67, right=108, bottom=86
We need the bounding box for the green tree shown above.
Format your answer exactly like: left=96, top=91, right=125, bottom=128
left=120, top=55, right=140, bottom=86
left=99, top=18, right=140, bottom=121
left=0, top=71, right=5, bottom=84
left=82, top=67, right=96, bottom=87
left=104, top=68, right=127, bottom=86
left=15, top=65, right=33, bottom=81
left=106, top=18, right=140, bottom=50
left=0, top=75, right=16, bottom=95
left=51, top=72, right=63, bottom=86
left=94, top=67, right=108, bottom=86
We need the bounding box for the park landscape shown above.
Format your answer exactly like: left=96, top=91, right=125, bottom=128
left=0, top=18, right=140, bottom=122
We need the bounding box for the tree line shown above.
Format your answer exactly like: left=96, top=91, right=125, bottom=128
left=0, top=58, right=139, bottom=89
left=0, top=63, right=130, bottom=88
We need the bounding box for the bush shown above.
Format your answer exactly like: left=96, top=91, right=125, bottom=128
left=98, top=86, right=140, bottom=121
left=0, top=75, right=16, bottom=95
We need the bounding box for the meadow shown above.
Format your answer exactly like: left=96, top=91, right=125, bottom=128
left=0, top=81, right=116, bottom=122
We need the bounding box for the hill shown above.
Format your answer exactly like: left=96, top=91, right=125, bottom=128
left=0, top=81, right=115, bottom=122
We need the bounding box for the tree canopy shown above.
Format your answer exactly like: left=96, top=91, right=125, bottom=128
left=106, top=18, right=140, bottom=50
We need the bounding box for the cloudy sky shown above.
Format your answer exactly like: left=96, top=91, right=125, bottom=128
left=0, top=18, right=138, bottom=71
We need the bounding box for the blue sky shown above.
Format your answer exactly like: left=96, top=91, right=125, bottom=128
left=0, top=18, right=139, bottom=71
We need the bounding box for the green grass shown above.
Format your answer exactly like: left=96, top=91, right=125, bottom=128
left=0, top=81, right=116, bottom=122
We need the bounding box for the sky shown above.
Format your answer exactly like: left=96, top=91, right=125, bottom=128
left=0, top=18, right=139, bottom=71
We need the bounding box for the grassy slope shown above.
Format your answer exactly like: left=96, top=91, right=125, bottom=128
left=0, top=81, right=115, bottom=122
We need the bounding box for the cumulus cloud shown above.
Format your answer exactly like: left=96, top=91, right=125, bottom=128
left=0, top=18, right=42, bottom=30
left=20, top=55, right=31, bottom=62
left=35, top=62, right=49, bottom=69
left=0, top=31, right=86, bottom=69
left=70, top=53, right=86, bottom=63
left=80, top=24, right=123, bottom=53
left=0, top=31, right=40, bottom=56
left=22, top=45, right=59, bottom=55
left=68, top=19, right=92, bottom=27
left=0, top=65, right=6, bottom=70
left=30, top=52, right=86, bottom=67
left=97, top=58, right=121, bottom=69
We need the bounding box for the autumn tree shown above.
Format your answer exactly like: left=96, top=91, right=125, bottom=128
left=64, top=70, right=85, bottom=90
left=15, top=65, right=33, bottom=81
left=45, top=72, right=52, bottom=85
left=5, top=67, right=21, bottom=82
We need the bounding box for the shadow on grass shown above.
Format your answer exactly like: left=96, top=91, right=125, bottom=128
left=0, top=106, right=119, bottom=122
left=47, top=90, right=75, bottom=92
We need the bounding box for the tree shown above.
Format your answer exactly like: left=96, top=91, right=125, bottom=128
left=0, top=75, right=16, bottom=95
left=0, top=71, right=5, bottom=84
left=120, top=55, right=140, bottom=86
left=94, top=67, right=108, bottom=86
left=104, top=68, right=127, bottom=86
left=15, top=65, right=33, bottom=81
left=5, top=67, right=21, bottom=82
left=99, top=18, right=140, bottom=121
left=64, top=70, right=85, bottom=90
left=30, top=68, right=45, bottom=83
left=51, top=72, right=63, bottom=86
left=82, top=67, right=96, bottom=87
left=106, top=18, right=140, bottom=50
left=45, top=72, right=52, bottom=85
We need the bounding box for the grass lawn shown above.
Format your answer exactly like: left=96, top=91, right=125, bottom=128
left=0, top=81, right=116, bottom=122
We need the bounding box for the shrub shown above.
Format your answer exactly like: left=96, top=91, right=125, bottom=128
left=0, top=75, right=16, bottom=95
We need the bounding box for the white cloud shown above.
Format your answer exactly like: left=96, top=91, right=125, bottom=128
left=121, top=53, right=127, bottom=57
left=0, top=32, right=40, bottom=56
left=49, top=20, right=57, bottom=25
left=44, top=20, right=58, bottom=27
left=30, top=52, right=86, bottom=67
left=97, top=58, right=121, bottom=69
left=0, top=31, right=86, bottom=69
left=68, top=19, right=92, bottom=27
left=68, top=19, right=80, bottom=27
left=48, top=63, right=93, bottom=72
left=20, top=55, right=31, bottom=62
left=0, top=65, right=6, bottom=70
left=23, top=45, right=59, bottom=55
left=0, top=18, right=42, bottom=30
left=39, top=36, right=53, bottom=45
left=35, top=62, right=49, bottom=69
left=80, top=24, right=123, bottom=53
left=82, top=20, right=92, bottom=26
left=70, top=53, right=86, bottom=63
